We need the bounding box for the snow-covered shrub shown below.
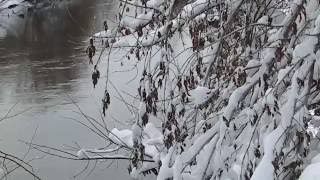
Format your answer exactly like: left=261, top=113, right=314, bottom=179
left=84, top=0, right=320, bottom=179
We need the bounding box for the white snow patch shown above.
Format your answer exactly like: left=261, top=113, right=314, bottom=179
left=109, top=128, right=133, bottom=147
left=93, top=30, right=113, bottom=38
left=311, top=154, right=320, bottom=164
left=299, top=162, right=320, bottom=180
left=189, top=86, right=211, bottom=105
left=77, top=149, right=89, bottom=159
left=292, top=36, right=317, bottom=63
left=258, top=15, right=268, bottom=24
left=277, top=66, right=291, bottom=84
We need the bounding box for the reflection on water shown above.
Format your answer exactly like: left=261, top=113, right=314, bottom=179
left=0, top=0, right=99, bottom=107
left=0, top=0, right=131, bottom=179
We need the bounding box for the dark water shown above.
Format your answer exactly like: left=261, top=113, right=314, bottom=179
left=0, top=0, right=132, bottom=179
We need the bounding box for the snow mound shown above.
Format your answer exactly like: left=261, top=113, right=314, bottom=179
left=109, top=123, right=161, bottom=159
left=189, top=86, right=211, bottom=105
left=311, top=154, right=320, bottom=164
left=109, top=128, right=133, bottom=147
left=299, top=162, right=320, bottom=180
left=292, top=36, right=317, bottom=63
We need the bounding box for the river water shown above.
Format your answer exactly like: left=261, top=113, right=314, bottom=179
left=0, top=0, right=135, bottom=179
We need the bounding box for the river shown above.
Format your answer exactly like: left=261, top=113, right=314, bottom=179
left=0, top=0, right=135, bottom=179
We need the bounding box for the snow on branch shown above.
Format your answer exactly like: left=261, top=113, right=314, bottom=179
left=83, top=0, right=320, bottom=179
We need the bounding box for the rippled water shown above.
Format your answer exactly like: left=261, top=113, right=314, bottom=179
left=0, top=0, right=133, bottom=179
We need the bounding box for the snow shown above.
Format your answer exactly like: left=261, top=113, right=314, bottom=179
left=144, top=122, right=163, bottom=146
left=257, top=15, right=268, bottom=24
left=316, top=14, right=320, bottom=30
left=108, top=122, right=161, bottom=159
left=307, top=114, right=320, bottom=137
left=253, top=60, right=315, bottom=180
left=121, top=11, right=153, bottom=29
left=157, top=148, right=174, bottom=180
left=299, top=163, right=320, bottom=180
left=292, top=36, right=317, bottom=63
left=189, top=86, right=211, bottom=105
left=93, top=30, right=113, bottom=38
left=109, top=128, right=134, bottom=147
left=263, top=88, right=275, bottom=105
left=276, top=66, right=291, bottom=84
left=132, top=123, right=142, bottom=145
left=0, top=0, right=25, bottom=8
left=181, top=0, right=212, bottom=18
left=139, top=102, right=146, bottom=117
left=314, top=52, right=320, bottom=79
left=77, top=149, right=89, bottom=159
left=130, top=167, right=139, bottom=179
left=146, top=0, right=164, bottom=9
left=189, top=135, right=217, bottom=179
left=87, top=0, right=320, bottom=179
left=0, top=168, right=3, bottom=178
left=306, top=0, right=320, bottom=18
left=311, top=154, right=320, bottom=164
left=231, top=164, right=241, bottom=176
left=173, top=155, right=182, bottom=180
left=245, top=59, right=260, bottom=77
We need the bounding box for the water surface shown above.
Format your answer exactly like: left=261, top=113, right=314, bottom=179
left=0, top=0, right=133, bottom=179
